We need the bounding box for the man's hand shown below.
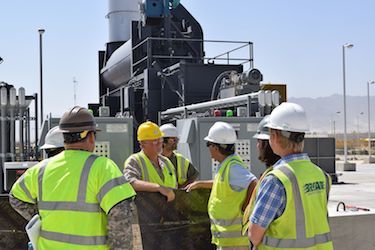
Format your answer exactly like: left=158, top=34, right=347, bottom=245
left=158, top=186, right=175, bottom=202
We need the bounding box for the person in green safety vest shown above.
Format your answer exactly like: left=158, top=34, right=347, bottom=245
left=248, top=102, right=333, bottom=250
left=160, top=123, right=199, bottom=188
left=185, top=121, right=257, bottom=250
left=242, top=115, right=280, bottom=237
left=9, top=106, right=136, bottom=250
left=124, top=121, right=177, bottom=202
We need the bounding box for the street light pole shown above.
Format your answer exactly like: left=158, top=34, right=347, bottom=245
left=357, top=112, right=364, bottom=150
left=342, top=43, right=353, bottom=164
left=368, top=80, right=375, bottom=162
left=38, top=29, right=45, bottom=125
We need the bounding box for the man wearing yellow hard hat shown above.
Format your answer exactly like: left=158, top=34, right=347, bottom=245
left=124, top=121, right=177, bottom=202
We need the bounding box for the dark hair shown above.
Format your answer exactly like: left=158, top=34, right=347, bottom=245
left=212, top=143, right=235, bottom=156
left=63, top=131, right=94, bottom=144
left=45, top=147, right=64, bottom=158
left=258, top=140, right=280, bottom=167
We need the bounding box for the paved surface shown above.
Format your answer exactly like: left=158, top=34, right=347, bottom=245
left=328, top=161, right=375, bottom=214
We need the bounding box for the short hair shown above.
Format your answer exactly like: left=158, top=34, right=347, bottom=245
left=212, top=143, right=235, bottom=156
left=63, top=131, right=93, bottom=144
left=270, top=129, right=304, bottom=152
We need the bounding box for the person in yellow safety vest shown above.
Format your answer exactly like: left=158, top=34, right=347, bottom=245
left=185, top=122, right=257, bottom=250
left=160, top=123, right=199, bottom=188
left=40, top=126, right=65, bottom=158
left=242, top=115, right=280, bottom=236
left=9, top=106, right=136, bottom=250
left=248, top=102, right=333, bottom=250
left=124, top=121, right=177, bottom=202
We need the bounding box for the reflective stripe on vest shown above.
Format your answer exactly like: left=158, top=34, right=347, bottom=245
left=39, top=230, right=107, bottom=245
left=178, top=156, right=187, bottom=180
left=37, top=155, right=102, bottom=213
left=213, top=230, right=244, bottom=239
left=261, top=165, right=331, bottom=248
left=18, top=174, right=36, bottom=203
left=37, top=154, right=114, bottom=246
left=211, top=217, right=242, bottom=227
left=175, top=153, right=189, bottom=184
left=135, top=154, right=150, bottom=181
left=135, top=152, right=176, bottom=188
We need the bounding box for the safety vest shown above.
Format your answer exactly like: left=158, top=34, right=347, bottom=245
left=132, top=151, right=177, bottom=188
left=258, top=159, right=333, bottom=250
left=208, top=154, right=250, bottom=247
left=242, top=166, right=273, bottom=235
left=174, top=152, right=190, bottom=185
left=11, top=150, right=136, bottom=250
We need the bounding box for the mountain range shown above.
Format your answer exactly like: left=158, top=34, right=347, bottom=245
left=289, top=94, right=375, bottom=134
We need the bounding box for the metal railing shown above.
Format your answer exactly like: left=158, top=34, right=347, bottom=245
left=132, top=37, right=254, bottom=72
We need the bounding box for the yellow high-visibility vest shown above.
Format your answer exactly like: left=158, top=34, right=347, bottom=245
left=174, top=152, right=190, bottom=185
left=208, top=154, right=250, bottom=247
left=11, top=150, right=136, bottom=250
left=129, top=151, right=177, bottom=188
left=257, top=159, right=333, bottom=250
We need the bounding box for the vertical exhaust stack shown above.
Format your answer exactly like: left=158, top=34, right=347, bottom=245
left=108, top=0, right=141, bottom=43
left=106, top=0, right=141, bottom=58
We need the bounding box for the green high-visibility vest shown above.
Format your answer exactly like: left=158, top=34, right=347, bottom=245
left=174, top=152, right=190, bottom=185
left=258, top=159, right=333, bottom=250
left=11, top=150, right=136, bottom=250
left=131, top=151, right=177, bottom=188
left=208, top=154, right=250, bottom=247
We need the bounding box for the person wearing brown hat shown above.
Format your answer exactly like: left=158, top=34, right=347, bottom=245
left=10, top=106, right=136, bottom=250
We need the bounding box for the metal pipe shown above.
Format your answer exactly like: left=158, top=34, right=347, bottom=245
left=161, top=91, right=262, bottom=116
left=368, top=80, right=375, bottom=162
left=1, top=106, right=8, bottom=163
left=34, top=93, right=39, bottom=160
left=26, top=108, right=31, bottom=160
left=19, top=107, right=24, bottom=161
left=38, top=29, right=45, bottom=126
left=9, top=88, right=16, bottom=161
left=1, top=87, right=7, bottom=164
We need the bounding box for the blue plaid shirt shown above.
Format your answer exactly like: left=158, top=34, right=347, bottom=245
left=250, top=153, right=310, bottom=228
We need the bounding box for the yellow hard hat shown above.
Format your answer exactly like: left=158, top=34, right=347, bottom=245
left=137, top=121, right=164, bottom=141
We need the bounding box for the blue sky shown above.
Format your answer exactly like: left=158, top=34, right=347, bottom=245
left=0, top=0, right=375, bottom=118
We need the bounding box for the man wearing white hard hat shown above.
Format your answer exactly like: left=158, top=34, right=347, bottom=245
left=160, top=123, right=199, bottom=188
left=186, top=121, right=257, bottom=249
left=248, top=102, right=333, bottom=249
left=40, top=126, right=65, bottom=158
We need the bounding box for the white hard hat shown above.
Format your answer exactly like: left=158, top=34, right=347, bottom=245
left=253, top=115, right=271, bottom=140
left=160, top=123, right=179, bottom=137
left=40, top=126, right=64, bottom=150
left=265, top=102, right=309, bottom=133
left=204, top=122, right=237, bottom=144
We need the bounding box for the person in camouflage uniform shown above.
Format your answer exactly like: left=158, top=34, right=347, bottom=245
left=10, top=106, right=136, bottom=249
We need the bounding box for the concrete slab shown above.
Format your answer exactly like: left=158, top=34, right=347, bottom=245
left=328, top=163, right=375, bottom=250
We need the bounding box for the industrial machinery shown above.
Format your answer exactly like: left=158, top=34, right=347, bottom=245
left=39, top=117, right=134, bottom=168
left=94, top=0, right=264, bottom=127
left=0, top=82, right=38, bottom=248
left=0, top=82, right=39, bottom=194
left=0, top=1, right=340, bottom=249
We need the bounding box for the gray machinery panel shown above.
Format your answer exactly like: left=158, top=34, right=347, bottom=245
left=176, top=117, right=264, bottom=180
left=303, top=137, right=336, bottom=181
left=40, top=117, right=133, bottom=169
